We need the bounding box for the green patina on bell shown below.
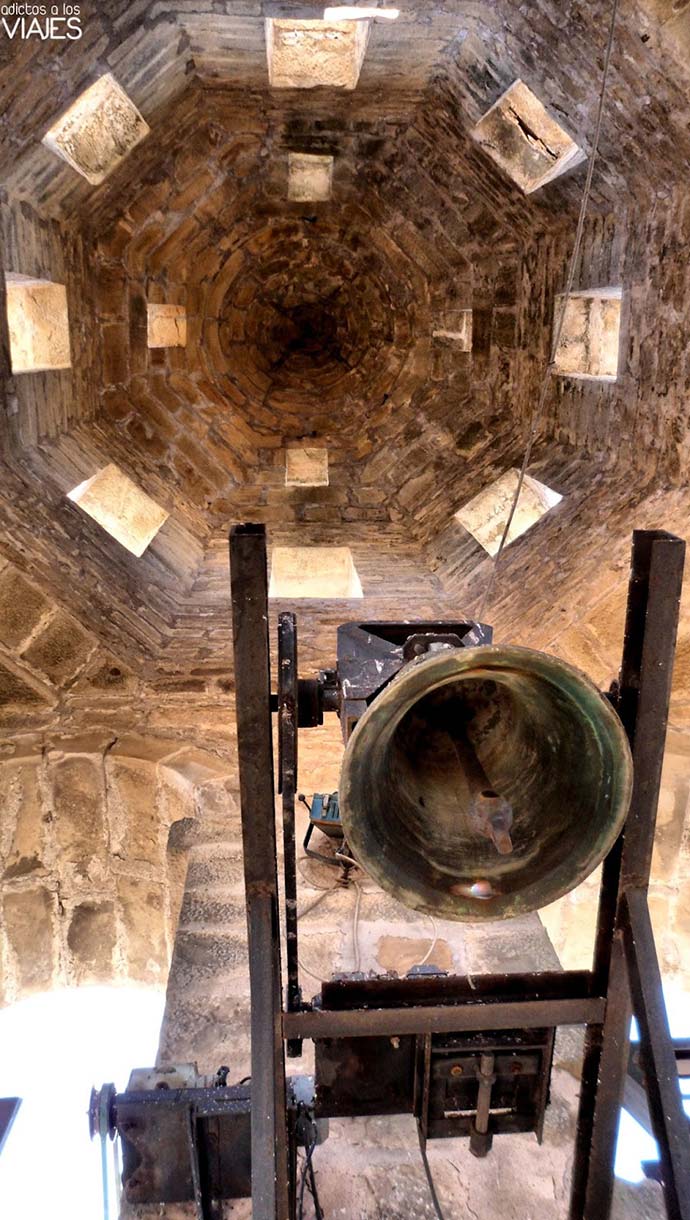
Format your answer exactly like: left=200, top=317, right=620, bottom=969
left=339, top=645, right=633, bottom=921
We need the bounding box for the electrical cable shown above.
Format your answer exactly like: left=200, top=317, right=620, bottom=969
left=352, top=879, right=362, bottom=973
left=305, top=1140, right=324, bottom=1220
left=300, top=886, right=336, bottom=919
left=478, top=0, right=619, bottom=621
left=297, top=856, right=361, bottom=984
left=418, top=915, right=438, bottom=966
left=297, top=856, right=342, bottom=892
left=296, top=1104, right=325, bottom=1220
left=334, top=851, right=360, bottom=868
left=417, top=1121, right=446, bottom=1220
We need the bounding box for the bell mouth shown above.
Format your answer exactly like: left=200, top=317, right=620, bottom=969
left=338, top=645, right=633, bottom=922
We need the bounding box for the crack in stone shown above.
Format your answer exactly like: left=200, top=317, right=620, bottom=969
left=508, top=105, right=558, bottom=162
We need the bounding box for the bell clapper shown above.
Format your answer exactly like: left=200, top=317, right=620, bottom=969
left=450, top=735, right=514, bottom=856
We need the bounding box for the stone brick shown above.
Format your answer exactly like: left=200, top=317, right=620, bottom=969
left=471, top=79, right=586, bottom=193
left=117, top=876, right=169, bottom=983
left=0, top=659, right=51, bottom=709
left=21, top=611, right=93, bottom=685
left=3, top=887, right=55, bottom=994
left=67, top=900, right=116, bottom=980
left=2, top=762, right=45, bottom=880
left=0, top=568, right=49, bottom=649
left=169, top=929, right=248, bottom=985
left=5, top=274, right=71, bottom=374
left=50, top=754, right=105, bottom=877
left=42, top=73, right=150, bottom=185
left=107, top=758, right=164, bottom=868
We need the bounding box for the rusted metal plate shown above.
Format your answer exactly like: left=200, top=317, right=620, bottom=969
left=119, top=1086, right=252, bottom=1205
left=315, top=1035, right=416, bottom=1118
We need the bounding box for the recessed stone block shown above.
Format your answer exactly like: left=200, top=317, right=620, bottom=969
left=285, top=447, right=330, bottom=486
left=472, top=79, right=586, bottom=194
left=67, top=463, right=169, bottom=557
left=21, top=611, right=93, bottom=685
left=269, top=546, right=363, bottom=598
left=432, top=309, right=473, bottom=350
left=553, top=288, right=622, bottom=381
left=455, top=469, right=563, bottom=556
left=0, top=567, right=49, bottom=649
left=288, top=153, right=334, bottom=201
left=3, top=887, right=54, bottom=993
left=67, top=901, right=116, bottom=981
left=5, top=274, right=71, bottom=374
left=0, top=658, right=52, bottom=708
left=42, top=73, right=150, bottom=185
left=108, top=758, right=163, bottom=869
left=2, top=762, right=45, bottom=880
left=147, top=303, right=187, bottom=349
left=51, top=754, right=105, bottom=878
left=265, top=18, right=370, bottom=89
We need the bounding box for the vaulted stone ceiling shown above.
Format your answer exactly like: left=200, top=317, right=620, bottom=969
left=1, top=0, right=689, bottom=724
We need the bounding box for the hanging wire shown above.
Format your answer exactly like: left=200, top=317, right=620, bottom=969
left=478, top=0, right=620, bottom=621
left=417, top=1122, right=446, bottom=1220
left=418, top=915, right=439, bottom=966
left=296, top=1106, right=325, bottom=1220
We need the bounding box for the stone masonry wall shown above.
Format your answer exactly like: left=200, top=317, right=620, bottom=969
left=0, top=734, right=234, bottom=1006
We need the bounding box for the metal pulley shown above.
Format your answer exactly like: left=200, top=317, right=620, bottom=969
left=338, top=644, right=633, bottom=920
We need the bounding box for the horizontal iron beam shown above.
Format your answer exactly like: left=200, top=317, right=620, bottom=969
left=283, top=996, right=606, bottom=1040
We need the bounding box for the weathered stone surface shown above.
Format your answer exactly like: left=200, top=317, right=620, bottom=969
left=68, top=463, right=169, bottom=557
left=285, top=447, right=329, bottom=487
left=1, top=762, right=45, bottom=880
left=287, top=153, right=334, bottom=202
left=455, top=468, right=562, bottom=555
left=117, top=877, right=169, bottom=983
left=5, top=274, right=71, bottom=374
left=21, top=611, right=93, bottom=684
left=3, top=886, right=54, bottom=994
left=167, top=928, right=248, bottom=991
left=0, top=568, right=49, bottom=649
left=50, top=754, right=105, bottom=877
left=266, top=18, right=370, bottom=90
left=472, top=79, right=586, bottom=194
left=108, top=757, right=163, bottom=868
left=0, top=659, right=52, bottom=709
left=42, top=73, right=150, bottom=185
left=67, top=900, right=116, bottom=980
left=269, top=546, right=363, bottom=598
left=147, top=304, right=187, bottom=349
left=554, top=289, right=622, bottom=381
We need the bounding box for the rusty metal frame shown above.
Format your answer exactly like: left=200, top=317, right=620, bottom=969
left=229, top=525, right=690, bottom=1220
left=229, top=525, right=290, bottom=1220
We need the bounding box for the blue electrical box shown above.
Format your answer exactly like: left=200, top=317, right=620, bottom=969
left=309, top=792, right=341, bottom=837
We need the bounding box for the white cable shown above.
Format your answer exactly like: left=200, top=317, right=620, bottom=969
left=418, top=915, right=439, bottom=966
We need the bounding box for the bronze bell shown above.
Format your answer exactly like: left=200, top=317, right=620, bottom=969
left=338, top=645, right=633, bottom=921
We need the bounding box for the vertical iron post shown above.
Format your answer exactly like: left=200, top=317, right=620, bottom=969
left=622, top=888, right=690, bottom=1220
left=278, top=612, right=302, bottom=1054
left=569, top=530, right=686, bottom=1220
left=230, top=524, right=289, bottom=1220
